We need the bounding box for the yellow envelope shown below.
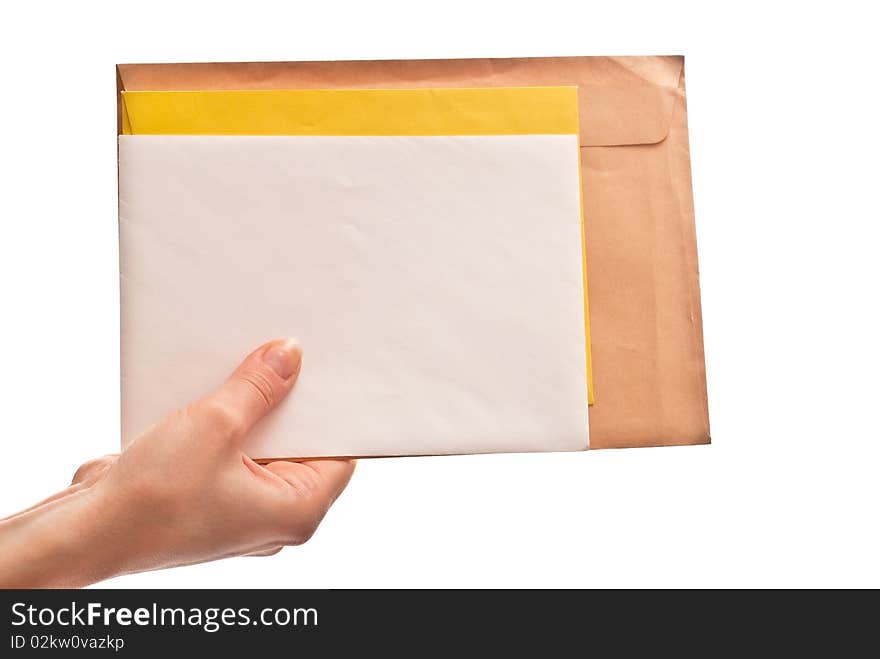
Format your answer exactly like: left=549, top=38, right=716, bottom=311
left=121, top=87, right=580, bottom=136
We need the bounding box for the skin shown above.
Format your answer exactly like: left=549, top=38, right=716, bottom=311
left=0, top=338, right=355, bottom=588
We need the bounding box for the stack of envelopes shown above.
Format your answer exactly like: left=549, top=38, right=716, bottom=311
left=117, top=56, right=709, bottom=459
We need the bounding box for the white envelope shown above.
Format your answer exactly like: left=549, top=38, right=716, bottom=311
left=119, top=134, right=588, bottom=458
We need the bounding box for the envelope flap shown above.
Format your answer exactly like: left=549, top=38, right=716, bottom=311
left=117, top=56, right=684, bottom=146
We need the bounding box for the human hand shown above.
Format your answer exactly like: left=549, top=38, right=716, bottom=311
left=0, top=339, right=355, bottom=588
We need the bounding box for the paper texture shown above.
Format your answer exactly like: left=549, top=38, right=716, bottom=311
left=120, top=85, right=594, bottom=403
left=117, top=56, right=711, bottom=449
left=119, top=134, right=589, bottom=458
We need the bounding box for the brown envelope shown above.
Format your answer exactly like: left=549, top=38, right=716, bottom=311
left=116, top=56, right=709, bottom=450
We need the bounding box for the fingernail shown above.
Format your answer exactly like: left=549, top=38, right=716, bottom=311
left=262, top=338, right=302, bottom=380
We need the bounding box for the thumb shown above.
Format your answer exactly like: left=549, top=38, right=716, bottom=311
left=203, top=338, right=303, bottom=440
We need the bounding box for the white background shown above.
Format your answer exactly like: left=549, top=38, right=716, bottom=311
left=1, top=1, right=877, bottom=588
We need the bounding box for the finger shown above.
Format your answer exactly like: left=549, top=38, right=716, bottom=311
left=298, top=459, right=357, bottom=504
left=71, top=454, right=118, bottom=485
left=265, top=459, right=356, bottom=506
left=200, top=338, right=302, bottom=441
left=263, top=459, right=356, bottom=544
left=244, top=547, right=283, bottom=557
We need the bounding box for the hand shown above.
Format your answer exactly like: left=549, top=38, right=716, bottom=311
left=0, top=339, right=355, bottom=588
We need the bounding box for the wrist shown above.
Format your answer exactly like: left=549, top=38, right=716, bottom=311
left=0, top=485, right=135, bottom=588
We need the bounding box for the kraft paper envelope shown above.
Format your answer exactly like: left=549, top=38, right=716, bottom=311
left=119, top=87, right=590, bottom=458
left=116, top=56, right=710, bottom=450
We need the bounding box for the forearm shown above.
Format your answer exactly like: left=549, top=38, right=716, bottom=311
left=0, top=487, right=128, bottom=588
